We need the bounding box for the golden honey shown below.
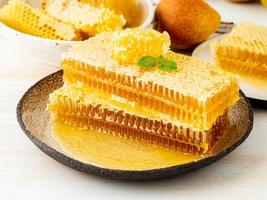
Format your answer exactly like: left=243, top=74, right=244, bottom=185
left=0, top=0, right=81, bottom=40
left=212, top=23, right=267, bottom=80
left=61, top=31, right=239, bottom=131
left=78, top=0, right=140, bottom=27
left=0, top=0, right=128, bottom=40
left=112, top=29, right=171, bottom=65
left=48, top=84, right=228, bottom=155
left=42, top=0, right=126, bottom=37
left=52, top=123, right=201, bottom=170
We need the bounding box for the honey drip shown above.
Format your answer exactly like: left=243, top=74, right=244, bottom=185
left=52, top=123, right=201, bottom=170
left=49, top=89, right=228, bottom=155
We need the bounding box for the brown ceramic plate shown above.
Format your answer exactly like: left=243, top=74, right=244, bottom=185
left=17, top=70, right=254, bottom=181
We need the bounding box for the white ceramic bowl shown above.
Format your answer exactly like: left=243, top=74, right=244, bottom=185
left=0, top=0, right=155, bottom=68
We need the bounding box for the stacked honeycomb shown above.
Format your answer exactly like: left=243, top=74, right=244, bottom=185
left=61, top=30, right=239, bottom=131
left=42, top=0, right=126, bottom=37
left=212, top=23, right=267, bottom=80
left=49, top=29, right=240, bottom=155
left=0, top=0, right=80, bottom=40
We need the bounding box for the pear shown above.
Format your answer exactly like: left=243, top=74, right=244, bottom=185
left=229, top=0, right=253, bottom=2
left=156, top=0, right=221, bottom=49
left=262, top=0, right=267, bottom=7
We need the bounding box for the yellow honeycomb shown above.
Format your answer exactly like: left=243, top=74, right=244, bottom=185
left=212, top=23, right=267, bottom=79
left=61, top=31, right=239, bottom=131
left=112, top=28, right=171, bottom=65
left=0, top=0, right=80, bottom=40
left=42, top=0, right=126, bottom=37
left=47, top=29, right=240, bottom=155
left=48, top=84, right=229, bottom=155
left=78, top=0, right=139, bottom=27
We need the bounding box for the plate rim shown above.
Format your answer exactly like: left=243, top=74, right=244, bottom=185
left=16, top=70, right=254, bottom=181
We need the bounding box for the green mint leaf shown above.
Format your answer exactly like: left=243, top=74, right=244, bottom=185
left=157, top=55, right=165, bottom=62
left=159, top=60, right=177, bottom=71
left=138, top=56, right=157, bottom=68
left=138, top=55, right=177, bottom=71
left=156, top=55, right=166, bottom=66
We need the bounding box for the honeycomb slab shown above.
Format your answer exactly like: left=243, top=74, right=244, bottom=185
left=212, top=23, right=267, bottom=80
left=48, top=29, right=240, bottom=155
left=0, top=0, right=80, bottom=40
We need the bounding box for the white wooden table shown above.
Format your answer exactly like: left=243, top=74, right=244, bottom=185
left=0, top=0, right=267, bottom=199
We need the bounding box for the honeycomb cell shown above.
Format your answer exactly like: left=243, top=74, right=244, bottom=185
left=78, top=0, right=139, bottom=27
left=61, top=31, right=239, bottom=131
left=48, top=84, right=229, bottom=155
left=212, top=23, right=267, bottom=80
left=42, top=0, right=126, bottom=37
left=0, top=0, right=81, bottom=40
left=47, top=29, right=240, bottom=155
left=112, top=28, right=171, bottom=65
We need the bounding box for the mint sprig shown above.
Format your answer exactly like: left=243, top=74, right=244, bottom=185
left=159, top=60, right=177, bottom=71
left=138, top=55, right=177, bottom=71
left=138, top=56, right=156, bottom=67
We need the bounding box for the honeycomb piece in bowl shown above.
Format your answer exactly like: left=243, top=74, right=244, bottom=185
left=78, top=0, right=140, bottom=27
left=42, top=0, right=126, bottom=37
left=0, top=0, right=81, bottom=40
left=212, top=23, right=267, bottom=80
